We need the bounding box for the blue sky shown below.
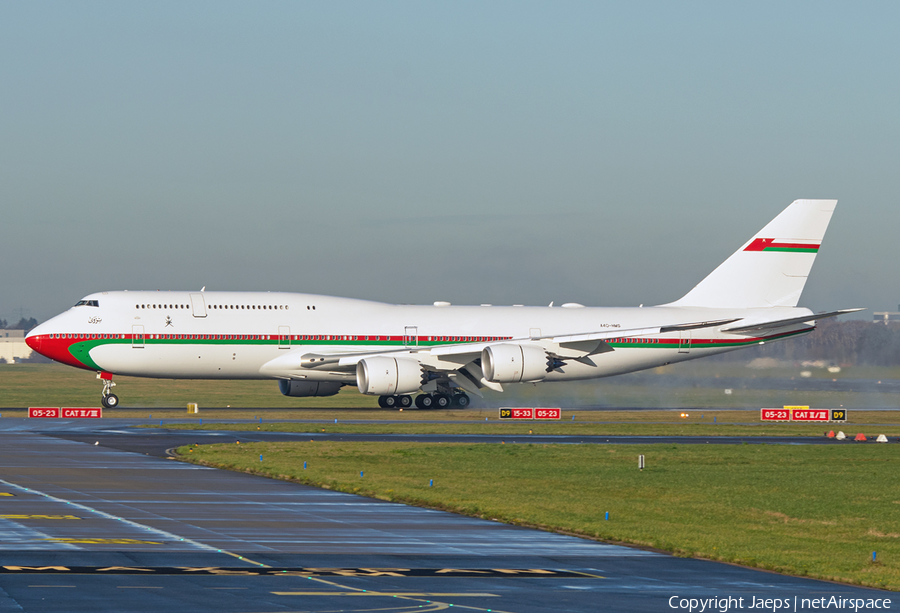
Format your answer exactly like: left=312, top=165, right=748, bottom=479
left=2, top=2, right=898, bottom=322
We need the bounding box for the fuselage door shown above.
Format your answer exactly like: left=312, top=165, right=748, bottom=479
left=190, top=294, right=207, bottom=318
left=678, top=330, right=691, bottom=354
left=132, top=325, right=145, bottom=349
left=278, top=326, right=291, bottom=349
left=404, top=326, right=418, bottom=348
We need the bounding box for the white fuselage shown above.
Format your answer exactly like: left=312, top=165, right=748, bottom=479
left=27, top=290, right=812, bottom=384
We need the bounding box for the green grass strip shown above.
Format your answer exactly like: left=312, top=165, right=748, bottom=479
left=180, top=441, right=900, bottom=591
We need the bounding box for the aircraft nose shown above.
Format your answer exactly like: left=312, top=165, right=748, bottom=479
left=25, top=330, right=42, bottom=353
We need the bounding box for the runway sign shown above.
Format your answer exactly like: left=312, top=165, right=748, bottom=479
left=28, top=408, right=60, bottom=418
left=760, top=408, right=790, bottom=421
left=791, top=408, right=830, bottom=422
left=499, top=408, right=561, bottom=420
left=499, top=408, right=533, bottom=419
left=61, top=408, right=102, bottom=419
left=760, top=407, right=846, bottom=422
left=28, top=408, right=102, bottom=419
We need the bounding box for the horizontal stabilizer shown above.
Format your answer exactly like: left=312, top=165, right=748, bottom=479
left=722, top=308, right=864, bottom=334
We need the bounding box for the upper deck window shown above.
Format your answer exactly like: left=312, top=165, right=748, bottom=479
left=74, top=300, right=99, bottom=307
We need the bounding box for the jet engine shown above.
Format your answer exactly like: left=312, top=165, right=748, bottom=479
left=356, top=356, right=424, bottom=396
left=278, top=380, right=342, bottom=397
left=482, top=344, right=548, bottom=383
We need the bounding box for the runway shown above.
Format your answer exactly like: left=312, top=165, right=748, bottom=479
left=0, top=419, right=891, bottom=612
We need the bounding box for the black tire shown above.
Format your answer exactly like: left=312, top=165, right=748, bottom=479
left=377, top=396, right=388, bottom=408
left=453, top=393, right=470, bottom=408
left=398, top=395, right=413, bottom=408
left=434, top=393, right=451, bottom=409
left=102, top=394, right=119, bottom=409
left=414, top=394, right=430, bottom=409
left=383, top=395, right=398, bottom=408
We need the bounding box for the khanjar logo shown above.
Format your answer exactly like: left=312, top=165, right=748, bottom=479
left=164, top=316, right=173, bottom=327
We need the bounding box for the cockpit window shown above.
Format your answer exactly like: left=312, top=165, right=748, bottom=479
left=74, top=300, right=100, bottom=307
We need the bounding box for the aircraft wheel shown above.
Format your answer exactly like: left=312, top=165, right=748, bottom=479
left=397, top=395, right=413, bottom=408
left=453, top=393, right=470, bottom=408
left=381, top=395, right=398, bottom=408
left=433, top=393, right=451, bottom=409
left=102, top=394, right=119, bottom=409
left=415, top=394, right=434, bottom=409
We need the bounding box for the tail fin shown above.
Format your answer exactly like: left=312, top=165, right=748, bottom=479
left=664, top=199, right=837, bottom=308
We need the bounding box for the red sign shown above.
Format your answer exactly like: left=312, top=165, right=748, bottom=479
left=761, top=407, right=841, bottom=422
left=61, top=408, right=103, bottom=419
left=28, top=407, right=60, bottom=419
left=535, top=408, right=561, bottom=420
left=499, top=408, right=534, bottom=419
left=761, top=408, right=791, bottom=421
left=791, top=409, right=830, bottom=422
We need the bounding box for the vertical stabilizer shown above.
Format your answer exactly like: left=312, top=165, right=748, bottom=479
left=664, top=199, right=837, bottom=308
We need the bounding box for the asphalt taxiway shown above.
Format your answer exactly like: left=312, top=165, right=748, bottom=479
left=0, top=418, right=892, bottom=612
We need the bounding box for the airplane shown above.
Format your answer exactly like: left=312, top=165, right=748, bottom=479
left=26, top=199, right=860, bottom=410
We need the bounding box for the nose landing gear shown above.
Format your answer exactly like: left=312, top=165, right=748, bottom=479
left=98, top=372, right=119, bottom=409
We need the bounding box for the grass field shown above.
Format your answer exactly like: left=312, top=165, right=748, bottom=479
left=2, top=362, right=900, bottom=411
left=155, top=413, right=900, bottom=437
left=3, top=361, right=900, bottom=589
left=181, top=441, right=900, bottom=590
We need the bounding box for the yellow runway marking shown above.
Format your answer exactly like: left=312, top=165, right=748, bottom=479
left=40, top=538, right=163, bottom=545
left=273, top=592, right=499, bottom=597
left=219, top=550, right=270, bottom=567
left=0, top=493, right=14, bottom=496
left=0, top=514, right=80, bottom=520
left=288, top=573, right=506, bottom=613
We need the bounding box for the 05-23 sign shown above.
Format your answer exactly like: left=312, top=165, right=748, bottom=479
left=28, top=408, right=102, bottom=419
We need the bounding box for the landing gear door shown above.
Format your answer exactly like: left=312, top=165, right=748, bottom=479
left=190, top=293, right=207, bottom=318
left=404, top=326, right=418, bottom=348
left=132, top=325, right=145, bottom=349
left=678, top=330, right=691, bottom=354
left=278, top=326, right=291, bottom=349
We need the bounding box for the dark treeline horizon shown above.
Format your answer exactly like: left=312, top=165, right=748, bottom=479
left=0, top=317, right=38, bottom=331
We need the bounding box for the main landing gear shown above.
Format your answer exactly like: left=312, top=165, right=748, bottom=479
left=98, top=372, right=119, bottom=409
left=377, top=393, right=470, bottom=410
left=377, top=395, right=412, bottom=408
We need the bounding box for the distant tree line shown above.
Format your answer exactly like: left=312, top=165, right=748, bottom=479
left=715, top=320, right=900, bottom=366
left=0, top=317, right=38, bottom=331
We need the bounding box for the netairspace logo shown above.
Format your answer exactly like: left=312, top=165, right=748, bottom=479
left=668, top=596, right=893, bottom=613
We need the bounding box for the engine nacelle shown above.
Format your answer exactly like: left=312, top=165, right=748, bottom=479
left=278, top=380, right=342, bottom=397
left=482, top=344, right=548, bottom=383
left=356, top=356, right=423, bottom=396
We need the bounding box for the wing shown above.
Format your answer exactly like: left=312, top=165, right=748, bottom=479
left=258, top=317, right=740, bottom=396
left=721, top=308, right=864, bottom=335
